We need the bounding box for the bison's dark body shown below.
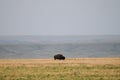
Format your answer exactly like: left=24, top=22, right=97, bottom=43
left=54, top=54, right=65, bottom=60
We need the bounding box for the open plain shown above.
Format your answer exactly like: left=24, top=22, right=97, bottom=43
left=0, top=58, right=120, bottom=80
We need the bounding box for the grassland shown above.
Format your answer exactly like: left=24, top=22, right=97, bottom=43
left=0, top=58, right=120, bottom=80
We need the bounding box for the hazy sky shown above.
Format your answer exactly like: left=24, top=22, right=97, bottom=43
left=0, top=0, right=120, bottom=35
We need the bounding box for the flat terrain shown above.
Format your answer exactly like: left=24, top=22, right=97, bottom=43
left=0, top=58, right=120, bottom=80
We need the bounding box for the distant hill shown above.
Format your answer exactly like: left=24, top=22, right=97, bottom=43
left=0, top=35, right=120, bottom=44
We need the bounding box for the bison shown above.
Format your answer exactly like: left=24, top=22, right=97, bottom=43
left=54, top=54, right=65, bottom=60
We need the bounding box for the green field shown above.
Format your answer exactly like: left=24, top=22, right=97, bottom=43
left=0, top=58, right=120, bottom=80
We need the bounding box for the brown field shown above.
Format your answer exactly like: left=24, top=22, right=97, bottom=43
left=0, top=58, right=120, bottom=65
left=0, top=58, right=120, bottom=80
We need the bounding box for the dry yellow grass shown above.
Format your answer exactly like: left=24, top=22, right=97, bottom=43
left=0, top=58, right=120, bottom=80
left=0, top=58, right=119, bottom=66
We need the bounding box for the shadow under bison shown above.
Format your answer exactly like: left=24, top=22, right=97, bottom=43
left=54, top=54, right=65, bottom=60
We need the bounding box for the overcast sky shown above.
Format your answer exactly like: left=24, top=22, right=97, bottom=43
left=0, top=0, right=120, bottom=36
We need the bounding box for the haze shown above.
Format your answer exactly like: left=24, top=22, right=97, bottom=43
left=0, top=0, right=120, bottom=36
